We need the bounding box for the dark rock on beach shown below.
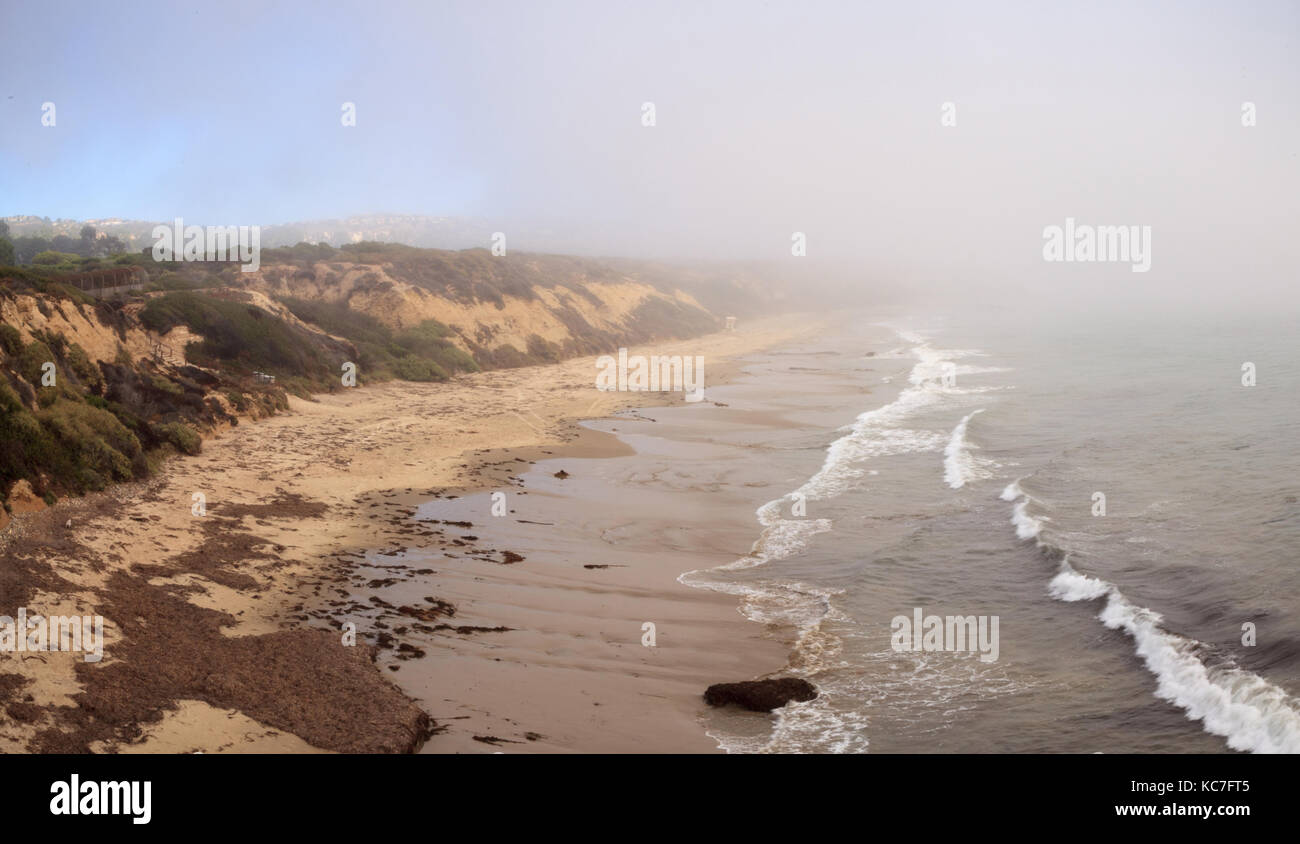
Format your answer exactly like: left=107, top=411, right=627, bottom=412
left=704, top=678, right=818, bottom=712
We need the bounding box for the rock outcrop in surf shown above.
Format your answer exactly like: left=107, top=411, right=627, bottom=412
left=704, top=678, right=818, bottom=711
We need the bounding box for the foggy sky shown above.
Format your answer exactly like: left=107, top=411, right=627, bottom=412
left=2, top=0, right=1297, bottom=306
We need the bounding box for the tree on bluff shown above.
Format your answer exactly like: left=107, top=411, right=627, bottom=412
left=0, top=219, right=13, bottom=265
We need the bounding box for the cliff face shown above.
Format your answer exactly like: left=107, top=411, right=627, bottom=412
left=1, top=244, right=774, bottom=513
left=0, top=291, right=155, bottom=366
left=233, top=248, right=725, bottom=367
left=0, top=285, right=297, bottom=512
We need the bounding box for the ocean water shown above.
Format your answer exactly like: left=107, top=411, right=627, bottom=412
left=666, top=305, right=1300, bottom=753
left=389, top=304, right=1299, bottom=753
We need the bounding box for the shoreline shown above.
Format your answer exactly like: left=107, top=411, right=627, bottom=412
left=366, top=422, right=796, bottom=754
left=0, top=312, right=833, bottom=753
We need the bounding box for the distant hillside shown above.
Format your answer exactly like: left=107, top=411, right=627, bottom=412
left=2, top=214, right=502, bottom=253
left=0, top=242, right=779, bottom=518
left=235, top=242, right=771, bottom=368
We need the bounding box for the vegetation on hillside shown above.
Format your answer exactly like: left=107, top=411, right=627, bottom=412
left=140, top=291, right=348, bottom=392
left=263, top=242, right=634, bottom=308
left=278, top=297, right=477, bottom=382
left=137, top=291, right=478, bottom=388
left=0, top=320, right=241, bottom=506
left=0, top=234, right=758, bottom=515
left=0, top=220, right=128, bottom=268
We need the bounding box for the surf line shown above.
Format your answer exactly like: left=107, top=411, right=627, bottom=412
left=1000, top=479, right=1300, bottom=753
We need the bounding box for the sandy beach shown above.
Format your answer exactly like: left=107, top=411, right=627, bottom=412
left=0, top=312, right=829, bottom=753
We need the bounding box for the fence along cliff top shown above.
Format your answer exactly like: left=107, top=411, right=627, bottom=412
left=49, top=266, right=147, bottom=298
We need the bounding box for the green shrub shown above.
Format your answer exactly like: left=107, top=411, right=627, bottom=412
left=37, top=399, right=142, bottom=490
left=390, top=356, right=447, bottom=382
left=278, top=376, right=316, bottom=400
left=525, top=334, right=561, bottom=363
left=153, top=272, right=195, bottom=291
left=31, top=250, right=81, bottom=267
left=150, top=375, right=184, bottom=398
left=0, top=401, right=53, bottom=489
left=279, top=298, right=477, bottom=383
left=32, top=329, right=68, bottom=357
left=279, top=296, right=392, bottom=349
left=0, top=324, right=22, bottom=356
left=48, top=283, right=94, bottom=305
left=395, top=320, right=479, bottom=373
left=141, top=292, right=329, bottom=380
left=65, top=343, right=103, bottom=390
left=17, top=340, right=55, bottom=386
left=154, top=421, right=201, bottom=455
left=0, top=380, right=24, bottom=414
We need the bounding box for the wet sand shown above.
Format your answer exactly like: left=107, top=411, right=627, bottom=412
left=366, top=424, right=802, bottom=753
left=0, top=313, right=829, bottom=753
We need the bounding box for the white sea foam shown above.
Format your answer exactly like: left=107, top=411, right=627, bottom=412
left=1010, top=500, right=1044, bottom=540
left=943, top=409, right=989, bottom=489
left=683, top=326, right=999, bottom=753
left=760, top=693, right=872, bottom=754
left=1004, top=486, right=1300, bottom=753
left=690, top=331, right=970, bottom=578
left=1047, top=563, right=1111, bottom=601
left=1001, top=479, right=1047, bottom=539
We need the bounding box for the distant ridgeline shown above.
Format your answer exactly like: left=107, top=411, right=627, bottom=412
left=0, top=240, right=779, bottom=516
